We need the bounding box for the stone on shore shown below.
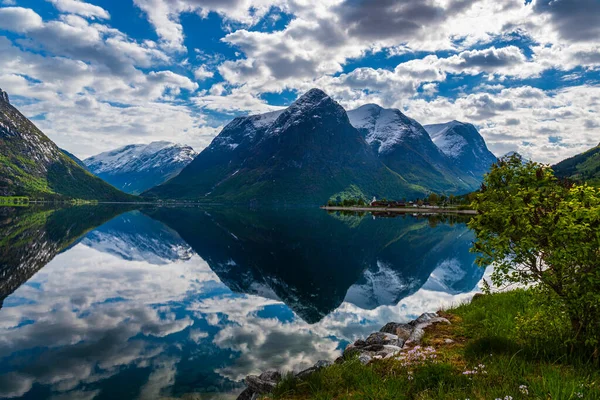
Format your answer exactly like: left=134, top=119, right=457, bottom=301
left=237, top=311, right=453, bottom=399
left=380, top=322, right=414, bottom=340
left=244, top=370, right=282, bottom=395
left=296, top=360, right=333, bottom=379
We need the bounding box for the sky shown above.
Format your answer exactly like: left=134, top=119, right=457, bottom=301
left=0, top=0, right=598, bottom=162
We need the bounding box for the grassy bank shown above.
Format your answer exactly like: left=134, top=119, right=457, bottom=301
left=265, top=290, right=600, bottom=400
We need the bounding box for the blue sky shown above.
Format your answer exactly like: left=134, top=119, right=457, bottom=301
left=0, top=0, right=598, bottom=162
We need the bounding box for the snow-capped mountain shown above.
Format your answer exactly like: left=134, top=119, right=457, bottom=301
left=82, top=211, right=194, bottom=265
left=85, top=141, right=197, bottom=194
left=145, top=89, right=426, bottom=204
left=425, top=121, right=497, bottom=182
left=348, top=104, right=480, bottom=193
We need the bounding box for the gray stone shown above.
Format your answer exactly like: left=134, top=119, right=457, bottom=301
left=362, top=344, right=385, bottom=352
left=444, top=338, right=454, bottom=344
left=411, top=312, right=439, bottom=325
left=244, top=371, right=281, bottom=394
left=365, top=332, right=402, bottom=347
left=358, top=354, right=372, bottom=365
left=259, top=370, right=282, bottom=383
left=405, top=314, right=451, bottom=345
left=380, top=322, right=414, bottom=341
left=380, top=344, right=402, bottom=354
left=295, top=360, right=333, bottom=380
left=236, top=388, right=256, bottom=400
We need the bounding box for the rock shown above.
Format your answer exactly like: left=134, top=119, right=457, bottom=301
left=380, top=344, right=402, bottom=354
left=365, top=332, right=402, bottom=347
left=334, top=356, right=345, bottom=364
left=296, top=360, right=333, bottom=380
left=259, top=370, right=282, bottom=383
left=444, top=338, right=454, bottom=344
left=380, top=322, right=414, bottom=340
left=244, top=370, right=281, bottom=394
left=358, top=354, right=372, bottom=365
left=405, top=313, right=451, bottom=345
left=411, top=312, right=439, bottom=325
left=236, top=388, right=257, bottom=400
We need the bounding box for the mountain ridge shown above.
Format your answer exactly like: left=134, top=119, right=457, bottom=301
left=84, top=141, right=197, bottom=195
left=145, top=89, right=427, bottom=204
left=553, top=143, right=600, bottom=186
left=424, top=120, right=498, bottom=182
left=0, top=88, right=134, bottom=201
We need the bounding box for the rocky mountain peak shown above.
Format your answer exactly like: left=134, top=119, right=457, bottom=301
left=267, top=88, right=347, bottom=136
left=0, top=88, right=9, bottom=104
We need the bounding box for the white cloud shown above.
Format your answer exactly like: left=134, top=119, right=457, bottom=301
left=0, top=7, right=43, bottom=32
left=47, top=0, right=111, bottom=20
left=193, top=65, right=214, bottom=80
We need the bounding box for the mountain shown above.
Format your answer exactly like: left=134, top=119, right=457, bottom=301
left=60, top=148, right=88, bottom=170
left=84, top=142, right=197, bottom=195
left=81, top=210, right=194, bottom=265
left=424, top=121, right=497, bottom=182
left=0, top=205, right=135, bottom=309
left=144, top=207, right=481, bottom=322
left=0, top=88, right=134, bottom=201
left=348, top=105, right=480, bottom=193
left=552, top=143, right=600, bottom=186
left=145, top=89, right=426, bottom=205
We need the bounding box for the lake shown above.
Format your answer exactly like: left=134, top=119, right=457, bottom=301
left=0, top=206, right=486, bottom=399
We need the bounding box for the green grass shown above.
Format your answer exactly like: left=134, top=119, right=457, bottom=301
left=264, top=289, right=600, bottom=400
left=0, top=196, right=29, bottom=206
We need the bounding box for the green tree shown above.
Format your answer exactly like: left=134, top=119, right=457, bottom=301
left=427, top=193, right=439, bottom=205
left=469, top=154, right=600, bottom=352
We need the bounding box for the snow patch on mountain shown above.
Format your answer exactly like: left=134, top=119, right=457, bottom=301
left=425, top=121, right=471, bottom=158
left=344, top=260, right=420, bottom=310
left=85, top=141, right=196, bottom=174
left=348, top=104, right=430, bottom=154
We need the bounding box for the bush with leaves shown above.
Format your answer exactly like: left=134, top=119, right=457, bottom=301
left=469, top=154, right=600, bottom=354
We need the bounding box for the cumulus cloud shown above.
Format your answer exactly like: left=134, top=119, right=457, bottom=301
left=533, top=0, right=600, bottom=43
left=47, top=0, right=111, bottom=20
left=132, top=0, right=288, bottom=51
left=0, top=7, right=44, bottom=32
left=194, top=65, right=214, bottom=80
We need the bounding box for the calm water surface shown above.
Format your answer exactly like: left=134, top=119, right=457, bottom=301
left=0, top=206, right=486, bottom=399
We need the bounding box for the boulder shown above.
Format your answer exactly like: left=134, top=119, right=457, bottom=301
left=236, top=388, right=257, bottom=400
left=244, top=370, right=281, bottom=394
left=410, top=312, right=439, bottom=326
left=405, top=313, right=451, bottom=345
left=365, top=332, right=402, bottom=347
left=296, top=360, right=333, bottom=379
left=380, top=322, right=414, bottom=341
left=358, top=354, right=372, bottom=365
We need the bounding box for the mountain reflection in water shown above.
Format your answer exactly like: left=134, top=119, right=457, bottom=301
left=0, top=206, right=485, bottom=400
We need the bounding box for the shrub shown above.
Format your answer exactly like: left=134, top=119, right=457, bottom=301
left=469, top=154, right=600, bottom=354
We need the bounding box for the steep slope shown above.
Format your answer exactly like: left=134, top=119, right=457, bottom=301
left=425, top=121, right=497, bottom=181
left=84, top=142, right=197, bottom=194
left=145, top=89, right=425, bottom=205
left=553, top=143, right=600, bottom=186
left=0, top=88, right=134, bottom=201
left=348, top=105, right=479, bottom=193
left=60, top=148, right=88, bottom=170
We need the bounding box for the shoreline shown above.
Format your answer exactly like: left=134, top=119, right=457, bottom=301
left=321, top=206, right=477, bottom=215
